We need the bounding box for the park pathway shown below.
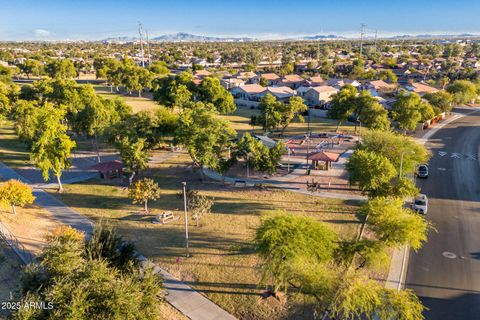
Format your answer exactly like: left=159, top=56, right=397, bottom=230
left=0, top=162, right=237, bottom=320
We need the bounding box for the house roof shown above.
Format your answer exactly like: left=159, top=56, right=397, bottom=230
left=409, top=82, right=439, bottom=94
left=92, top=160, right=123, bottom=172
left=236, top=84, right=266, bottom=94
left=368, top=80, right=396, bottom=90
left=282, top=74, right=304, bottom=83
left=265, top=86, right=296, bottom=99
left=309, top=76, right=324, bottom=84
left=193, top=70, right=211, bottom=77
left=308, top=86, right=338, bottom=94
left=308, top=151, right=341, bottom=162
left=261, top=73, right=280, bottom=81
left=237, top=71, right=257, bottom=78
left=296, top=86, right=312, bottom=94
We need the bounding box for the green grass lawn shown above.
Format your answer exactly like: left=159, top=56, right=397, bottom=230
left=93, top=85, right=162, bottom=114
left=49, top=152, right=363, bottom=320
left=221, top=107, right=364, bottom=137
left=0, top=121, right=30, bottom=168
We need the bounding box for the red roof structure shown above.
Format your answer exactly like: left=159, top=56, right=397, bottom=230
left=308, top=151, right=340, bottom=162
left=92, top=160, right=124, bottom=172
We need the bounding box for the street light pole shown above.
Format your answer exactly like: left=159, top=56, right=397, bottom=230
left=182, top=182, right=189, bottom=258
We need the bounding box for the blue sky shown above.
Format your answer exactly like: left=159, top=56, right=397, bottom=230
left=1, top=0, right=479, bottom=40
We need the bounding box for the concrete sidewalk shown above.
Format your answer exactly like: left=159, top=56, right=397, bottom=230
left=0, top=162, right=237, bottom=320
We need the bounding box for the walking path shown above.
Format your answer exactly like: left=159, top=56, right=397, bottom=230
left=0, top=162, right=236, bottom=320
left=203, top=149, right=366, bottom=202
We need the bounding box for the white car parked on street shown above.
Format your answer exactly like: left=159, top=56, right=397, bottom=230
left=413, top=194, right=428, bottom=214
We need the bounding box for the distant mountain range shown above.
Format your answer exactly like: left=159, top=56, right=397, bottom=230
left=301, top=34, right=345, bottom=40
left=152, top=32, right=254, bottom=42
left=102, top=32, right=479, bottom=43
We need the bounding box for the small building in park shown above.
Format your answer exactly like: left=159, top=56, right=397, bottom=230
left=308, top=151, right=340, bottom=170
left=92, top=160, right=124, bottom=179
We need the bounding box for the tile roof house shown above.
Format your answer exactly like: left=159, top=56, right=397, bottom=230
left=221, top=78, right=245, bottom=90
left=280, top=74, right=306, bottom=89
left=362, top=80, right=397, bottom=96
left=406, top=82, right=439, bottom=95
left=193, top=69, right=211, bottom=79
left=308, top=76, right=325, bottom=86
left=259, top=86, right=296, bottom=102
left=303, top=86, right=338, bottom=107
left=230, top=84, right=267, bottom=107
left=260, top=73, right=281, bottom=86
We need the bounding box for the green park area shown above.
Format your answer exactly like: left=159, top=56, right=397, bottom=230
left=49, top=151, right=362, bottom=319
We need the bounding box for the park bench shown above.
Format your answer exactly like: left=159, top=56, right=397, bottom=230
left=152, top=211, right=178, bottom=224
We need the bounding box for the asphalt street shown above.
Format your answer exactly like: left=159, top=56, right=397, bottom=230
left=406, top=109, right=480, bottom=319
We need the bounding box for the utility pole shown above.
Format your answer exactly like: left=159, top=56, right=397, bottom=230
left=138, top=22, right=145, bottom=67
left=146, top=30, right=151, bottom=66
left=182, top=182, right=190, bottom=258
left=360, top=23, right=367, bottom=57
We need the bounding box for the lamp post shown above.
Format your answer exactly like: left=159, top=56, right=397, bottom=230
left=182, top=182, right=189, bottom=258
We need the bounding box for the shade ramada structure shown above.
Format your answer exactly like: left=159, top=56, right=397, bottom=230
left=307, top=151, right=341, bottom=170
left=92, top=160, right=124, bottom=179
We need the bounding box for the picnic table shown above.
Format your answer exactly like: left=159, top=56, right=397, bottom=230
left=153, top=211, right=178, bottom=224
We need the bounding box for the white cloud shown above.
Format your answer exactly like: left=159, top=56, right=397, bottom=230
left=33, top=29, right=52, bottom=37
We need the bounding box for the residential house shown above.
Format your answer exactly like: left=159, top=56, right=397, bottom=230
left=406, top=82, right=439, bottom=96
left=303, top=86, right=338, bottom=107
left=221, top=78, right=245, bottom=90
left=326, top=78, right=361, bottom=89
left=260, top=73, right=281, bottom=86
left=193, top=69, right=211, bottom=79
left=236, top=71, right=259, bottom=84
left=280, top=74, right=306, bottom=89
left=259, top=86, right=296, bottom=103
left=230, top=84, right=266, bottom=107
left=296, top=86, right=312, bottom=98
left=362, top=80, right=397, bottom=97
left=307, top=76, right=325, bottom=86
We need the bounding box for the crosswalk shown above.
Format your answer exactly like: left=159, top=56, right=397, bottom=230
left=437, top=151, right=477, bottom=161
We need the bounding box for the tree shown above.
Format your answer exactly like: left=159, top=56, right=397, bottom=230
left=149, top=61, right=170, bottom=76
left=0, top=179, right=35, bottom=214
left=278, top=96, right=307, bottom=134
left=186, top=190, right=214, bottom=227
left=446, top=80, right=477, bottom=104
left=15, top=225, right=163, bottom=320
left=45, top=59, right=77, bottom=79
left=196, top=77, right=236, bottom=113
left=363, top=197, right=432, bottom=250
left=359, top=130, right=430, bottom=176
left=258, top=93, right=283, bottom=132
left=30, top=104, right=76, bottom=192
left=327, top=85, right=357, bottom=131
left=346, top=150, right=396, bottom=197
left=175, top=102, right=236, bottom=175
left=255, top=212, right=338, bottom=295
left=236, top=133, right=286, bottom=175
left=128, top=178, right=161, bottom=213
left=391, top=92, right=433, bottom=132
left=21, top=59, right=42, bottom=79
left=423, top=90, right=453, bottom=113
left=356, top=91, right=390, bottom=131
left=377, top=69, right=398, bottom=83
left=118, top=137, right=150, bottom=185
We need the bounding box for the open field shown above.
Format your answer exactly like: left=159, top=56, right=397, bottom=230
left=220, top=107, right=363, bottom=137
left=94, top=85, right=161, bottom=113
left=49, top=151, right=363, bottom=319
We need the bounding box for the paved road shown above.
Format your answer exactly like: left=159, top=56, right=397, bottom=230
left=406, top=109, right=480, bottom=319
